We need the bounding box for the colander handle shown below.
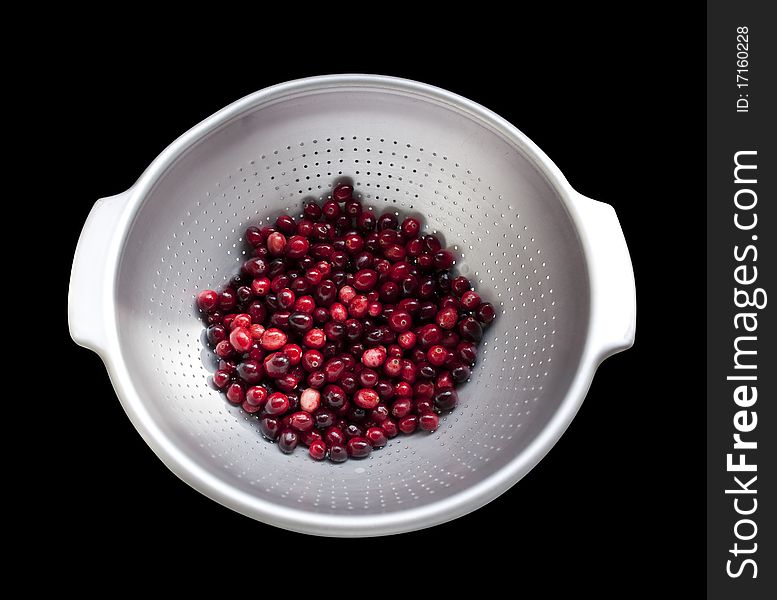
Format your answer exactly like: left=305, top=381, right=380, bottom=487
left=573, top=193, right=636, bottom=361
left=68, top=189, right=132, bottom=353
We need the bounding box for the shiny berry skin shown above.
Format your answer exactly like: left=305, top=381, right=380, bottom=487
left=427, top=345, right=448, bottom=367
left=322, top=385, right=347, bottom=410
left=251, top=276, right=271, bottom=296
left=206, top=324, right=227, bottom=346
left=245, top=226, right=264, bottom=247
left=458, top=316, right=483, bottom=342
left=353, top=269, right=378, bottom=291
left=212, top=370, right=231, bottom=389
left=285, top=235, right=310, bottom=259
left=328, top=444, right=348, bottom=463
left=237, top=359, right=264, bottom=384
left=433, top=250, right=454, bottom=269
left=356, top=211, right=376, bottom=232
left=300, top=388, right=321, bottom=413
left=278, top=429, right=299, bottom=454
left=275, top=214, right=296, bottom=235
left=266, top=232, right=287, bottom=256
left=457, top=341, right=478, bottom=363
left=346, top=437, right=372, bottom=458
left=435, top=307, right=458, bottom=330
left=361, top=346, right=387, bottom=368
left=265, top=353, right=291, bottom=378
left=377, top=212, right=398, bottom=231
left=391, top=398, right=413, bottom=418
left=259, top=416, right=281, bottom=440
left=265, top=392, right=290, bottom=415
left=309, top=440, right=327, bottom=460
left=215, top=340, right=233, bottom=358
left=398, top=415, right=418, bottom=434
left=229, top=327, right=252, bottom=352
left=397, top=331, right=416, bottom=349
left=460, top=290, right=481, bottom=310
left=476, top=302, right=496, bottom=324
left=225, top=382, right=245, bottom=404
left=245, top=386, right=268, bottom=408
left=260, top=328, right=287, bottom=350
left=218, top=289, right=237, bottom=311
left=365, top=427, right=388, bottom=447
left=353, top=388, right=380, bottom=410
left=304, top=201, right=322, bottom=220
left=400, top=217, right=421, bottom=239
left=288, top=411, right=314, bottom=432
left=387, top=310, right=412, bottom=333
left=197, top=290, right=219, bottom=312
left=418, top=412, right=439, bottom=432
left=324, top=426, right=346, bottom=446
left=332, top=182, right=353, bottom=202
left=303, top=328, right=326, bottom=349
left=434, top=388, right=458, bottom=411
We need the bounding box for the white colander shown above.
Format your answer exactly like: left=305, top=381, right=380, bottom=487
left=68, top=74, right=635, bottom=536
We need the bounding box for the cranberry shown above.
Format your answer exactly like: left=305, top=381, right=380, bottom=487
left=361, top=346, right=387, bottom=368
left=476, top=302, right=496, bottom=324
left=427, top=345, right=448, bottom=367
left=245, top=226, right=264, bottom=247
left=285, top=235, right=310, bottom=259
left=212, top=370, right=231, bottom=389
left=347, top=437, right=372, bottom=458
left=328, top=444, right=348, bottom=463
left=377, top=212, right=398, bottom=231
left=353, top=269, right=378, bottom=291
left=434, top=388, right=458, bottom=411
left=275, top=214, right=296, bottom=235
left=197, top=290, right=219, bottom=312
left=309, top=440, right=327, bottom=460
left=215, top=340, right=233, bottom=358
left=260, top=328, right=287, bottom=350
left=460, top=290, right=482, bottom=310
left=356, top=211, right=376, bottom=231
left=418, top=412, right=439, bottom=432
left=391, top=398, right=413, bottom=418
left=259, top=416, right=281, bottom=440
left=382, top=419, right=399, bottom=438
left=388, top=310, right=412, bottom=333
left=265, top=392, right=290, bottom=415
left=229, top=327, right=252, bottom=352
left=299, top=388, right=321, bottom=413
left=278, top=429, right=299, bottom=454
left=458, top=316, right=483, bottom=342
left=457, top=341, right=478, bottom=363
left=322, top=385, right=347, bottom=410
left=218, top=289, right=237, bottom=311
left=354, top=388, right=380, bottom=410
left=332, top=182, right=353, bottom=202
left=304, top=201, right=323, bottom=220
left=266, top=232, right=287, bottom=256
left=406, top=238, right=424, bottom=257
left=265, top=353, right=290, bottom=378
left=245, top=386, right=268, bottom=408
left=365, top=427, right=388, bottom=447
left=323, top=357, right=346, bottom=383
left=288, top=411, right=314, bottom=432
left=400, top=217, right=421, bottom=239
left=450, top=362, right=472, bottom=383
left=358, top=368, right=379, bottom=388
left=398, top=415, right=418, bottom=434
left=436, top=307, right=458, bottom=330
left=237, top=359, right=264, bottom=384
left=303, top=328, right=326, bottom=349
left=315, top=280, right=338, bottom=306
left=206, top=324, right=227, bottom=346
left=225, top=382, right=245, bottom=404
left=251, top=277, right=271, bottom=296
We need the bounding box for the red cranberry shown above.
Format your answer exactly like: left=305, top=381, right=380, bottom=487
left=451, top=276, right=471, bottom=296
left=322, top=199, right=341, bottom=221
left=260, top=328, right=287, bottom=350
left=206, top=324, right=227, bottom=346
left=309, top=440, right=327, bottom=460
left=285, top=235, right=310, bottom=259
left=259, top=416, right=281, bottom=440
left=382, top=419, right=399, bottom=438
left=353, top=269, right=378, bottom=291
left=324, top=426, right=346, bottom=446
left=377, top=212, right=398, bottom=231
left=213, top=370, right=231, bottom=389
left=400, top=217, right=421, bottom=239
left=427, top=345, right=448, bottom=367
left=476, top=302, right=496, bottom=324
left=218, top=289, right=237, bottom=311
left=460, top=290, right=482, bottom=310
left=288, top=411, right=314, bottom=432
left=265, top=392, right=290, bottom=415
left=276, top=215, right=296, bottom=235
left=299, top=388, right=321, bottom=413
left=418, top=412, right=439, bottom=432
left=197, top=290, right=219, bottom=312
left=215, top=340, right=233, bottom=358
left=358, top=368, right=379, bottom=388
left=237, top=359, right=264, bottom=384
left=303, top=328, right=326, bottom=349
left=278, top=429, right=299, bottom=454
left=361, top=346, right=387, bottom=368
left=265, top=353, right=291, bottom=378
left=356, top=211, right=376, bottom=231
left=457, top=342, right=478, bottom=363
left=346, top=437, right=372, bottom=458
left=229, top=327, right=252, bottom=352
left=266, top=232, right=287, bottom=256
left=301, top=349, right=324, bottom=371
left=450, top=362, right=472, bottom=383
left=225, top=382, right=245, bottom=404
left=315, top=280, right=338, bottom=306
left=406, top=238, right=424, bottom=257
left=245, top=226, right=264, bottom=247
left=307, top=369, right=326, bottom=389
left=245, top=386, right=268, bottom=408
left=458, top=316, right=483, bottom=342
left=436, top=307, right=458, bottom=330
left=323, top=357, right=346, bottom=383
left=391, top=398, right=413, bottom=418
left=251, top=277, right=271, bottom=296
left=332, top=182, right=353, bottom=202
left=328, top=444, right=348, bottom=462
left=354, top=388, right=379, bottom=410
left=388, top=310, right=412, bottom=333
left=365, top=427, right=388, bottom=447
left=322, top=385, right=347, bottom=410
left=434, top=389, right=458, bottom=411
left=398, top=415, right=418, bottom=434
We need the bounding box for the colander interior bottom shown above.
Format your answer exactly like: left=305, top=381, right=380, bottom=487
left=114, top=82, right=590, bottom=526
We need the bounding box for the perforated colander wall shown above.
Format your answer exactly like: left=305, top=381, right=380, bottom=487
left=115, top=85, right=589, bottom=517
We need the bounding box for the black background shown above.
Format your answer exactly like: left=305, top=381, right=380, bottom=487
left=47, top=11, right=703, bottom=590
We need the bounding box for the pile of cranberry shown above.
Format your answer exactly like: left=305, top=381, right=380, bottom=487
left=196, top=182, right=495, bottom=462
